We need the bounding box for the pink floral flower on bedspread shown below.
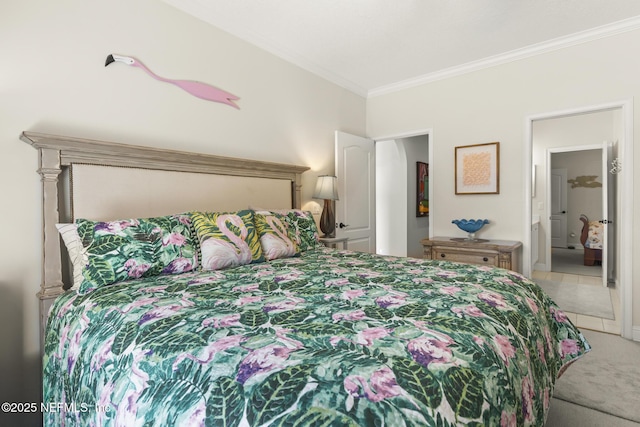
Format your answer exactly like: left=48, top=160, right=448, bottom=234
left=344, top=367, right=403, bottom=402
left=124, top=259, right=152, bottom=278
left=375, top=293, right=406, bottom=308
left=183, top=400, right=207, bottom=426
left=138, top=302, right=193, bottom=324
left=162, top=232, right=187, bottom=246
left=202, top=314, right=242, bottom=328
left=526, top=297, right=539, bottom=314
left=172, top=335, right=246, bottom=372
left=236, top=344, right=297, bottom=384
left=560, top=339, right=579, bottom=358
left=478, top=291, right=508, bottom=309
left=263, top=296, right=305, bottom=313
left=493, top=335, right=516, bottom=366
left=274, top=271, right=303, bottom=282
left=408, top=336, right=454, bottom=367
left=500, top=410, right=517, bottom=427
left=521, top=375, right=536, bottom=424
left=456, top=304, right=484, bottom=317
left=325, top=278, right=350, bottom=287
left=233, top=283, right=260, bottom=292
left=550, top=306, right=568, bottom=323
left=162, top=257, right=193, bottom=274
left=332, top=309, right=366, bottom=322
left=92, top=336, right=115, bottom=371
left=343, top=289, right=366, bottom=300
left=237, top=295, right=264, bottom=306
left=356, top=327, right=391, bottom=346
left=412, top=277, right=434, bottom=285
left=436, top=270, right=459, bottom=279
left=537, top=340, right=547, bottom=364
left=440, top=285, right=462, bottom=296
left=95, top=219, right=139, bottom=233
left=473, top=336, right=485, bottom=346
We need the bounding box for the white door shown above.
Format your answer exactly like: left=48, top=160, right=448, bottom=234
left=335, top=131, right=375, bottom=253
left=600, top=141, right=611, bottom=287
left=550, top=168, right=568, bottom=248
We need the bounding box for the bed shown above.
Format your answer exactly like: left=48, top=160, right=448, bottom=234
left=23, top=132, right=590, bottom=427
left=579, top=214, right=603, bottom=266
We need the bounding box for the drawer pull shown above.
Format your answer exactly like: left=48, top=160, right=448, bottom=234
left=483, top=257, right=489, bottom=262
left=440, top=253, right=446, bottom=258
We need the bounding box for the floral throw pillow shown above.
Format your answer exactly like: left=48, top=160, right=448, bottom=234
left=76, top=214, right=198, bottom=294
left=191, top=210, right=264, bottom=270
left=254, top=212, right=300, bottom=260
left=283, top=210, right=321, bottom=251
left=251, top=208, right=321, bottom=251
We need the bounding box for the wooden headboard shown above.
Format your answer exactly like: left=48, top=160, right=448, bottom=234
left=21, top=131, right=309, bottom=346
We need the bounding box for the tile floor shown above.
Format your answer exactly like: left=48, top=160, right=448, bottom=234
left=532, top=270, right=621, bottom=335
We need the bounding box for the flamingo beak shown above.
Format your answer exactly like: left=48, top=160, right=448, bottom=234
left=105, top=54, right=135, bottom=66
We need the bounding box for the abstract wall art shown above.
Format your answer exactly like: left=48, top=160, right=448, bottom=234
left=455, top=142, right=499, bottom=194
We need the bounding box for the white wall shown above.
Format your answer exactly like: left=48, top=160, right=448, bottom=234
left=376, top=140, right=407, bottom=256
left=367, top=29, right=640, bottom=335
left=0, top=1, right=365, bottom=425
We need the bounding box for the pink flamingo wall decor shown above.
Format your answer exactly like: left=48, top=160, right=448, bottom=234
left=105, top=54, right=240, bottom=109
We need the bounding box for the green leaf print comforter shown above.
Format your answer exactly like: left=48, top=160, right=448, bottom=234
left=43, top=247, right=589, bottom=426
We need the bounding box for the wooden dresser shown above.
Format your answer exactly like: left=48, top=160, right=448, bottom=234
left=421, top=237, right=522, bottom=272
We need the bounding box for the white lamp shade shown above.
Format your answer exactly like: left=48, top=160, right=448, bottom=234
left=313, top=175, right=339, bottom=200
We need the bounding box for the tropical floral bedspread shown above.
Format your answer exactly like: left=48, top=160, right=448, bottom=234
left=43, top=247, right=589, bottom=426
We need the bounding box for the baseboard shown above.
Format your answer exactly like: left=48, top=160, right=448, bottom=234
left=633, top=326, right=640, bottom=342
left=533, top=262, right=549, bottom=272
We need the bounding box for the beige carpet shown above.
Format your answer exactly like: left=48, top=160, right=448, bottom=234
left=547, top=399, right=640, bottom=427
left=553, top=329, right=640, bottom=423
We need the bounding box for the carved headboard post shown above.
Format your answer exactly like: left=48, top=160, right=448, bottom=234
left=293, top=176, right=304, bottom=210
left=36, top=147, right=66, bottom=349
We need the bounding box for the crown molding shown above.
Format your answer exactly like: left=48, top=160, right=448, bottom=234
left=368, top=15, right=640, bottom=98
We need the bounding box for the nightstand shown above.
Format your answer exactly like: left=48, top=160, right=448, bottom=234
left=319, top=236, right=349, bottom=249
left=421, top=237, right=521, bottom=272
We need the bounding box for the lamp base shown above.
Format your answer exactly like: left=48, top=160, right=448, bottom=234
left=319, top=199, right=335, bottom=238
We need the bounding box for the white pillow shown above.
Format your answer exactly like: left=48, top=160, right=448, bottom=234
left=56, top=223, right=87, bottom=290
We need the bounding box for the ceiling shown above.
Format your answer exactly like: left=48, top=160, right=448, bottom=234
left=164, top=0, right=640, bottom=97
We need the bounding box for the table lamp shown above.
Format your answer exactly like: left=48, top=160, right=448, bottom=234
left=313, top=175, right=339, bottom=237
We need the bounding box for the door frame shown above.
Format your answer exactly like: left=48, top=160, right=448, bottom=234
left=523, top=99, right=634, bottom=339
left=371, top=128, right=434, bottom=243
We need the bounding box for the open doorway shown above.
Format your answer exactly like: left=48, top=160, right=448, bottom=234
left=374, top=129, right=432, bottom=258
left=549, top=148, right=610, bottom=281
left=529, top=108, right=625, bottom=336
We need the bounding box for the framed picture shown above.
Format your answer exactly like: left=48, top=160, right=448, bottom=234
left=417, top=161, right=429, bottom=217
left=455, top=142, right=499, bottom=194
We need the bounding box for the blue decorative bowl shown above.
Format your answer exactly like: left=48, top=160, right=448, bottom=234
left=452, top=219, right=489, bottom=240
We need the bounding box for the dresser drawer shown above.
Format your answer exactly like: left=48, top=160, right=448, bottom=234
left=432, top=247, right=499, bottom=267
left=421, top=237, right=522, bottom=272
